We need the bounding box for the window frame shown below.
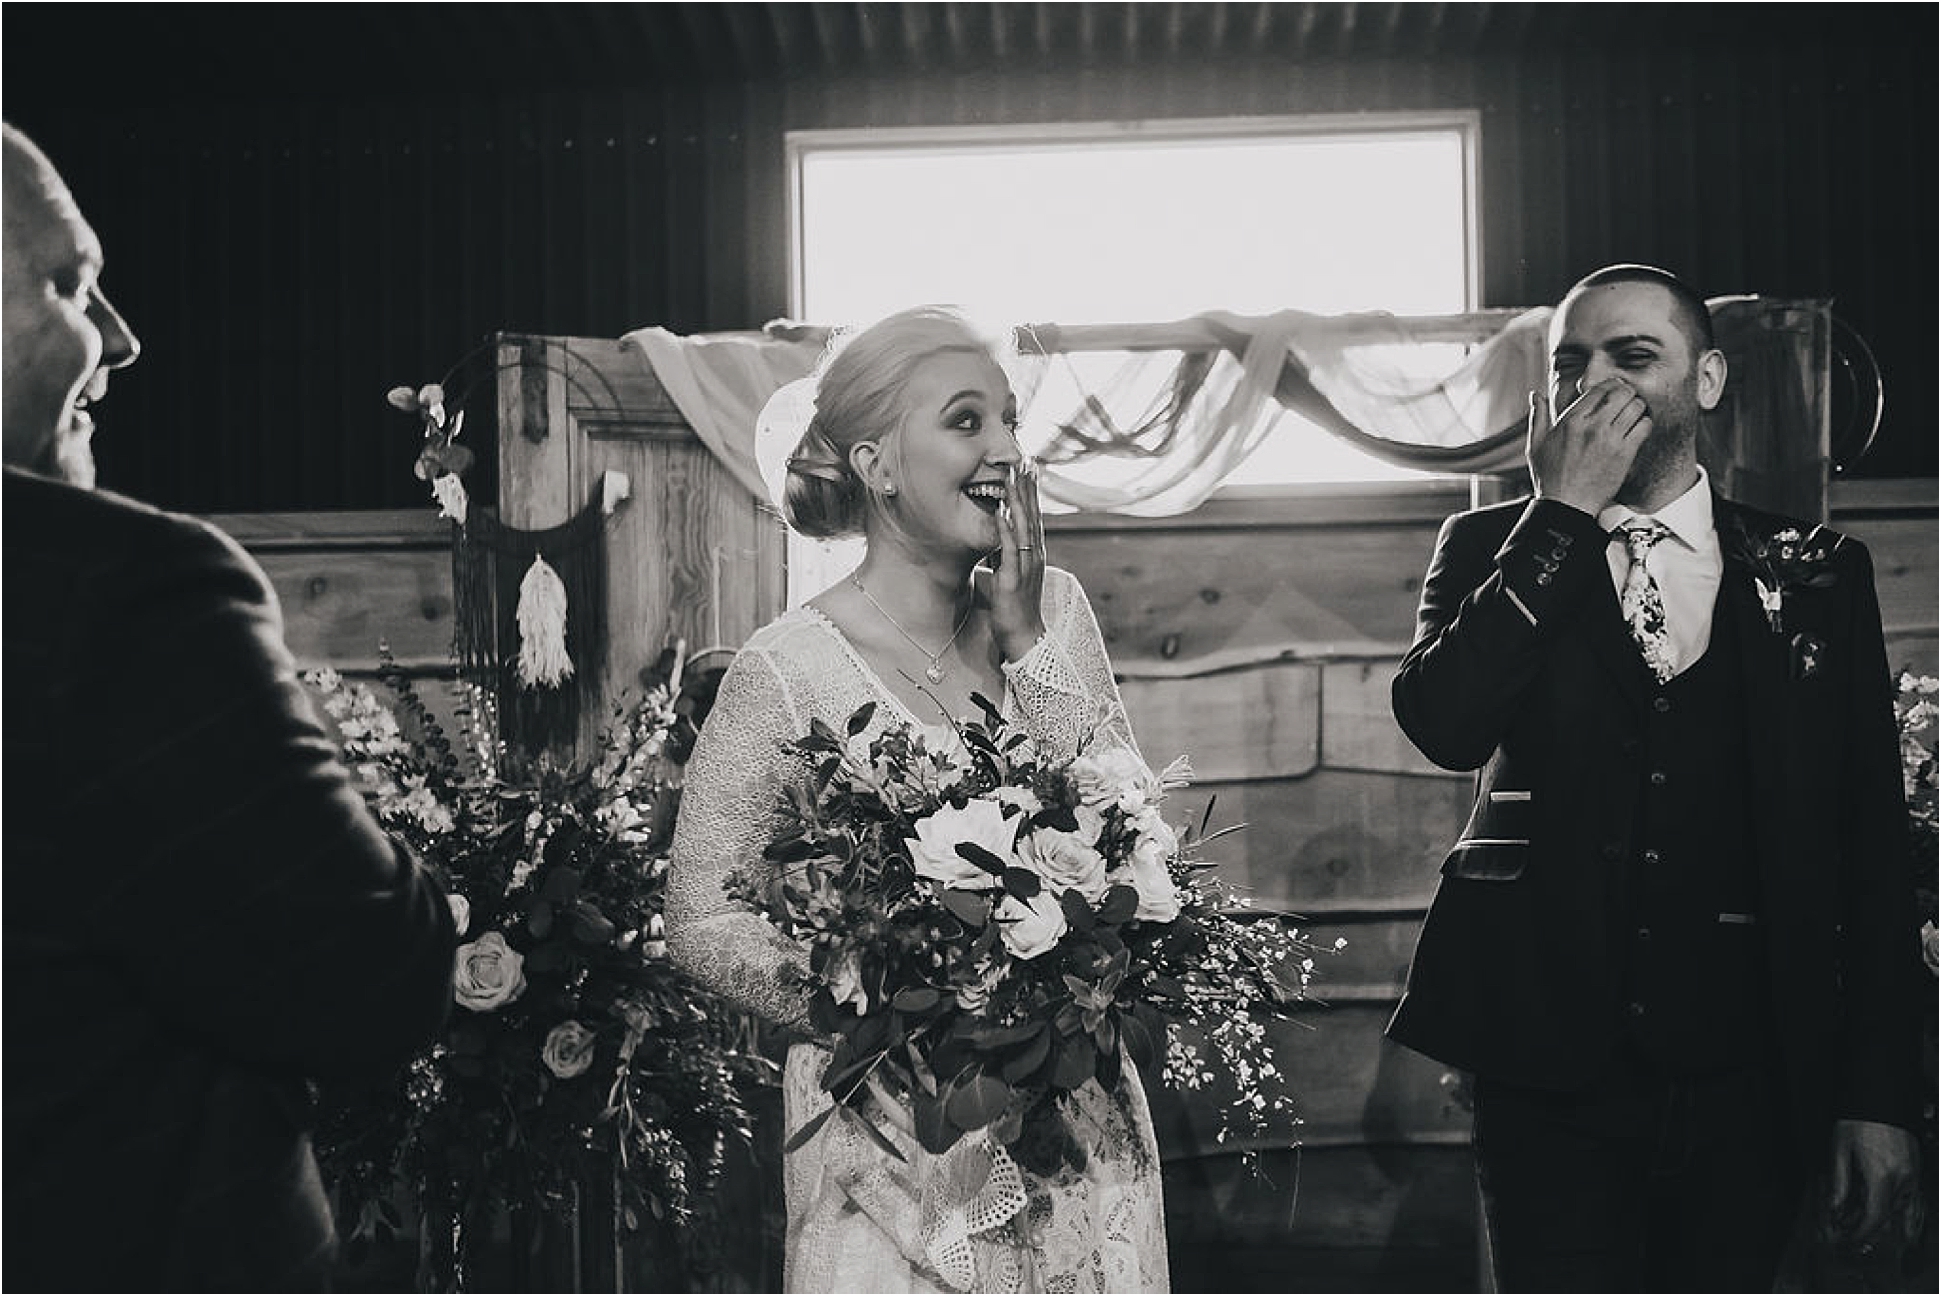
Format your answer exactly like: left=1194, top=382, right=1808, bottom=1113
left=784, top=110, right=1487, bottom=502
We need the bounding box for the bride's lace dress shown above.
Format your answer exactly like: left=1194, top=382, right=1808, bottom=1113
left=668, top=566, right=1170, bottom=1293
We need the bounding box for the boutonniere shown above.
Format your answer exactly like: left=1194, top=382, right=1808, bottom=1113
left=1725, top=517, right=1841, bottom=634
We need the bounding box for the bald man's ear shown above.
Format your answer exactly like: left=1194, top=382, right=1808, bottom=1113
left=1696, top=349, right=1727, bottom=412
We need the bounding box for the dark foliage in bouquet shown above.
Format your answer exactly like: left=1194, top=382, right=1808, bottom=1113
left=304, top=646, right=771, bottom=1286
left=729, top=694, right=1339, bottom=1178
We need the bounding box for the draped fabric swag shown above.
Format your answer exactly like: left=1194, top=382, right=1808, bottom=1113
left=623, top=307, right=1551, bottom=518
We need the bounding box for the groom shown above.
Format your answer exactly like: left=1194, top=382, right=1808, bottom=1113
left=3, top=123, right=457, bottom=1288
left=1388, top=264, right=1924, bottom=1290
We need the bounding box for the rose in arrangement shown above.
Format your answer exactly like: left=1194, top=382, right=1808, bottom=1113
left=454, top=932, right=527, bottom=1011
left=729, top=695, right=1338, bottom=1174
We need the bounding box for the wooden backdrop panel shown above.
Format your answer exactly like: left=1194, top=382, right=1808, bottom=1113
left=1119, top=663, right=1321, bottom=782
left=1050, top=493, right=1465, bottom=667
left=496, top=335, right=786, bottom=758
left=1142, top=770, right=1467, bottom=915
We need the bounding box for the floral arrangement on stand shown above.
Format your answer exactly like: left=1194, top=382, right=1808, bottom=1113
left=730, top=696, right=1339, bottom=1176
left=306, top=642, right=770, bottom=1291
left=1896, top=669, right=1939, bottom=1164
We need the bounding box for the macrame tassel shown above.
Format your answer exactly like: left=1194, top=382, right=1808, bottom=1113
left=516, top=555, right=574, bottom=689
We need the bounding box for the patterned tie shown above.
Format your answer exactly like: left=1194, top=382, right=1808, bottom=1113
left=1619, top=521, right=1676, bottom=683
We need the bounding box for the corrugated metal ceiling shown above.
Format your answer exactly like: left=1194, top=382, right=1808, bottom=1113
left=7, top=3, right=1897, bottom=102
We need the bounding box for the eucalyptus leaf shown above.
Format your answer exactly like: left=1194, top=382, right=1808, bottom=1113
left=956, top=841, right=1011, bottom=876
left=783, top=1103, right=837, bottom=1154
left=940, top=889, right=992, bottom=928
left=912, top=1090, right=961, bottom=1155
left=1001, top=867, right=1042, bottom=899
left=1096, top=884, right=1139, bottom=926
left=1000, top=1029, right=1052, bottom=1084
left=892, top=986, right=941, bottom=1013
left=1034, top=804, right=1080, bottom=833
left=944, top=1071, right=1013, bottom=1132
left=844, top=1106, right=909, bottom=1163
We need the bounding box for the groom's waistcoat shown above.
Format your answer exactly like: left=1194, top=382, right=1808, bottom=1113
left=1612, top=598, right=1772, bottom=1073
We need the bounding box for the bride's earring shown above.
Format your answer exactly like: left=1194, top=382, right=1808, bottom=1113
left=881, top=480, right=897, bottom=495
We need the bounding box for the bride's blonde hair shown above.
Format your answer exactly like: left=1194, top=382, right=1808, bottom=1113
left=784, top=305, right=1011, bottom=540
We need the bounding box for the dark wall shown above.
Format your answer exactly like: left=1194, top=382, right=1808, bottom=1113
left=6, top=4, right=1932, bottom=513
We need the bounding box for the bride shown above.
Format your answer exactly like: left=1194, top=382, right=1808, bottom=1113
left=666, top=306, right=1170, bottom=1293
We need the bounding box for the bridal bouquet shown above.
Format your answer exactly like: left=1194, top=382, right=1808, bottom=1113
left=728, top=696, right=1336, bottom=1174
left=305, top=647, right=770, bottom=1287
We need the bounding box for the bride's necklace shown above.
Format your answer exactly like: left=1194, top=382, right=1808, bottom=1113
left=850, top=573, right=971, bottom=685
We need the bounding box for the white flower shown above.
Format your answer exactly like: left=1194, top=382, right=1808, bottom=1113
left=453, top=931, right=526, bottom=1011
left=907, top=799, right=1016, bottom=891
left=1069, top=748, right=1157, bottom=813
left=827, top=948, right=870, bottom=1015
left=995, top=888, right=1068, bottom=959
left=1122, top=811, right=1182, bottom=923
left=992, top=784, right=1043, bottom=817
left=1018, top=824, right=1109, bottom=902
left=954, top=958, right=1007, bottom=1012
left=447, top=893, right=471, bottom=936
left=431, top=474, right=468, bottom=524
left=1155, top=754, right=1195, bottom=792
left=541, top=1020, right=598, bottom=1079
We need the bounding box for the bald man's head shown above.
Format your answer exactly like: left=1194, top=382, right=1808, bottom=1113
left=3, top=123, right=139, bottom=485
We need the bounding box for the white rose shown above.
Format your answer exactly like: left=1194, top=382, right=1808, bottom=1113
left=996, top=889, right=1068, bottom=960
left=447, top=893, right=471, bottom=937
left=907, top=799, right=1016, bottom=891
left=1019, top=826, right=1110, bottom=903
left=453, top=931, right=527, bottom=1011
left=541, top=1020, right=598, bottom=1079
left=992, top=784, right=1043, bottom=817
left=1123, top=812, right=1182, bottom=923
left=1069, top=748, right=1156, bottom=813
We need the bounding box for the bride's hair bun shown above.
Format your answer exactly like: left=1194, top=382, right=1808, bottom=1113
left=781, top=418, right=866, bottom=539
left=782, top=306, right=1005, bottom=540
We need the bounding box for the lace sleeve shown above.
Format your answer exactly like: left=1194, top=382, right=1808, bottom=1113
left=1002, top=567, right=1142, bottom=762
left=666, top=644, right=814, bottom=1032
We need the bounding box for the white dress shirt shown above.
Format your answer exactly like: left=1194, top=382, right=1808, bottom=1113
left=1595, top=467, right=1724, bottom=679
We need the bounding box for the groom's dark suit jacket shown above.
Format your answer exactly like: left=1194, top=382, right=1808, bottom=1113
left=1387, top=493, right=1922, bottom=1143
left=3, top=468, right=457, bottom=1291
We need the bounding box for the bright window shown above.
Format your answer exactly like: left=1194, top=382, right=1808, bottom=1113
left=789, top=113, right=1480, bottom=488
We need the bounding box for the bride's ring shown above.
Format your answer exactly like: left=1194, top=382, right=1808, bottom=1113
left=1018, top=545, right=1036, bottom=552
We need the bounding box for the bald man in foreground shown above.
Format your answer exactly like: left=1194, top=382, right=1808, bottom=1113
left=3, top=123, right=457, bottom=1290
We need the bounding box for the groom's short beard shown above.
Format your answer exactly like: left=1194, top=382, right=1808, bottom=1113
left=1621, top=399, right=1701, bottom=503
